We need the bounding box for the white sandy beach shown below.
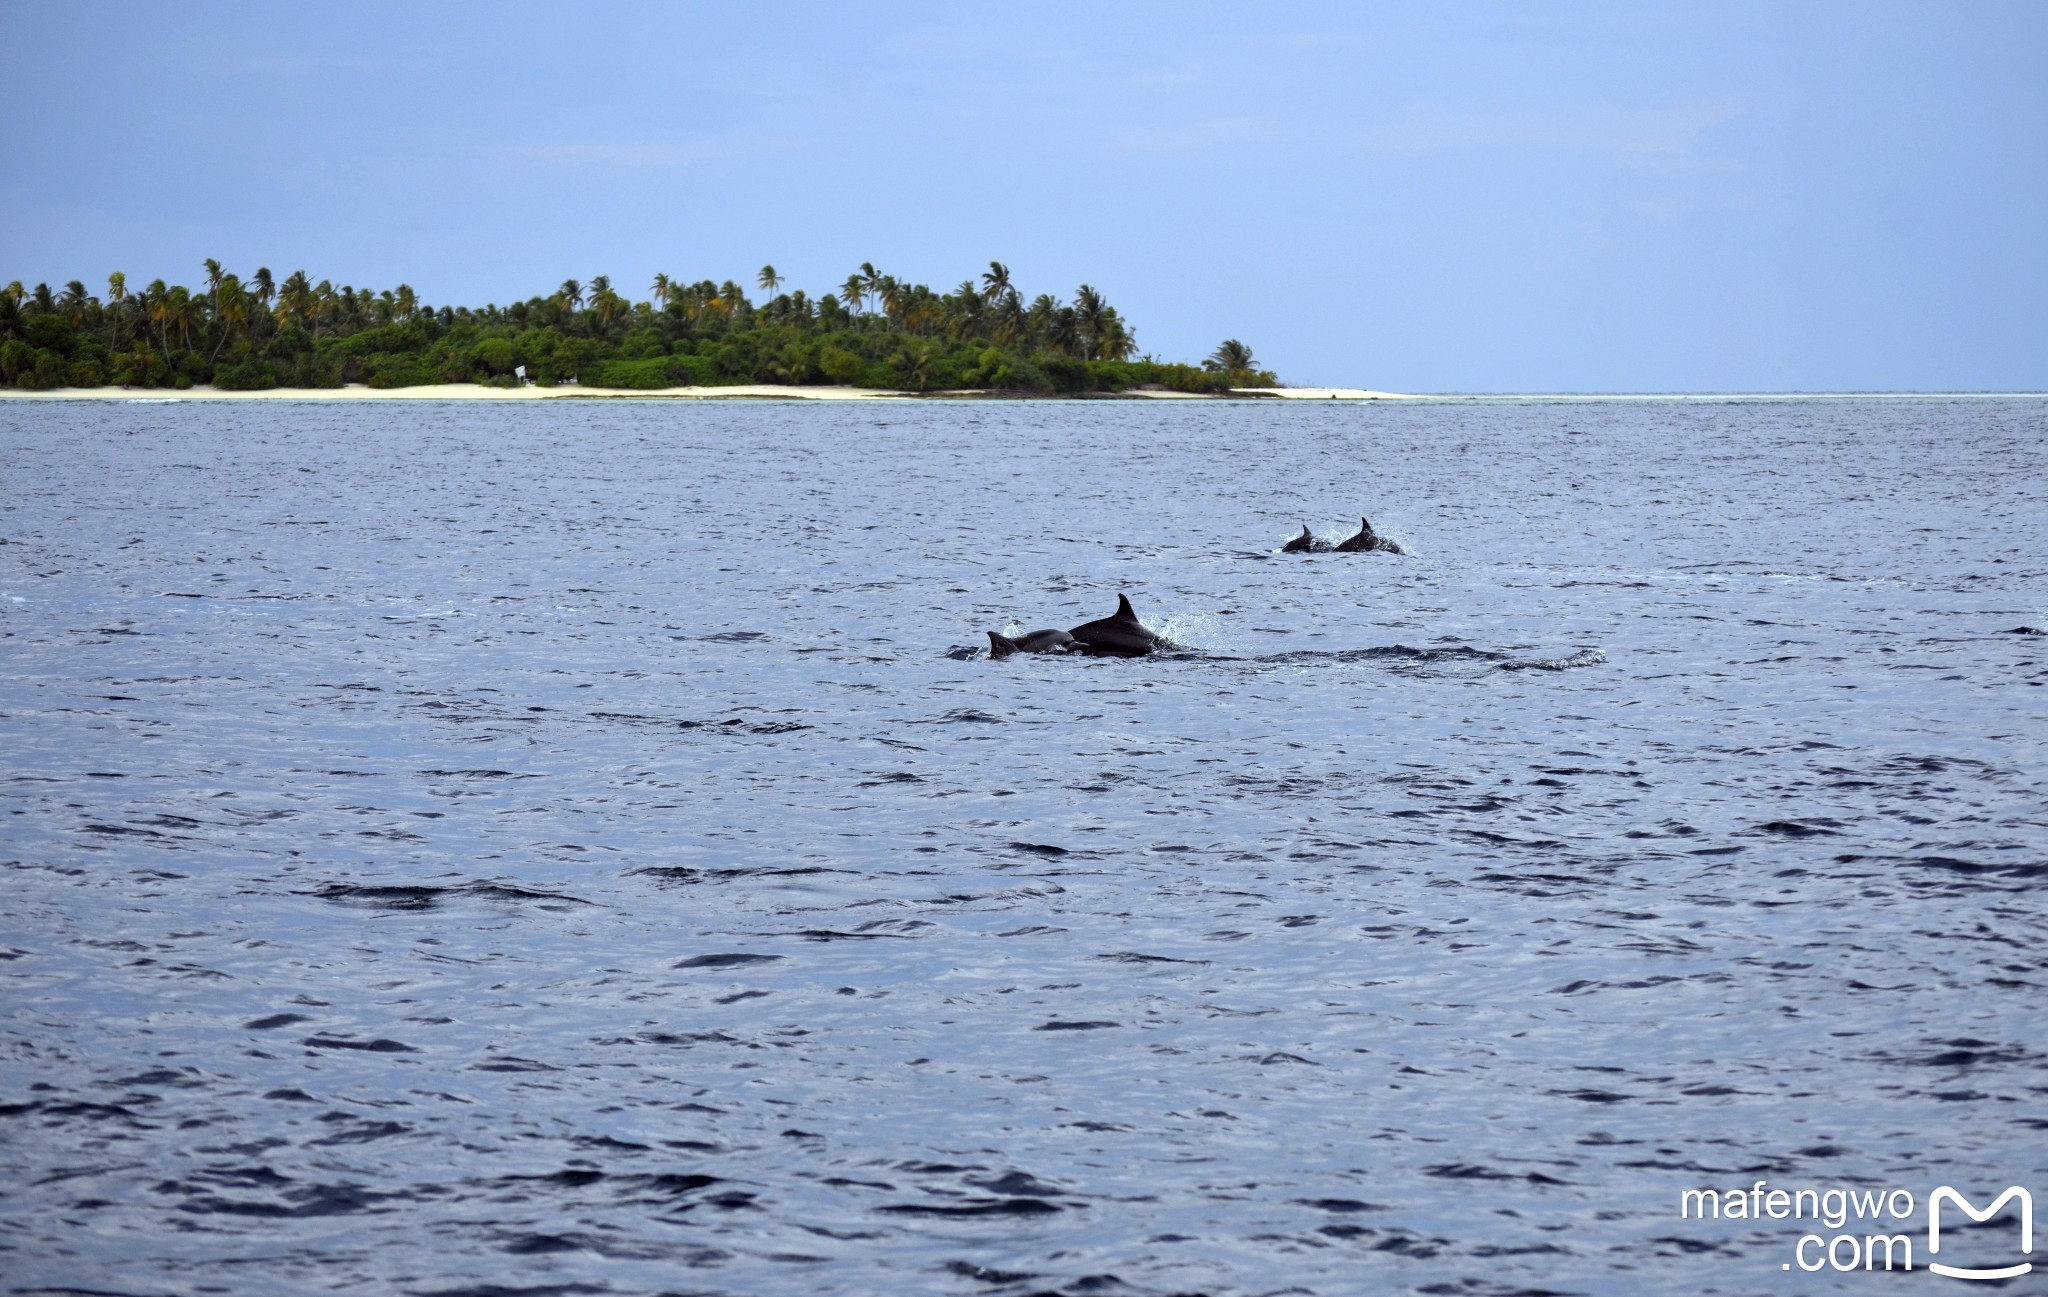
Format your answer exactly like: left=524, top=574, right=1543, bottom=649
left=0, top=382, right=911, bottom=402
left=1244, top=387, right=1429, bottom=400
left=0, top=382, right=1425, bottom=402
left=11, top=384, right=2005, bottom=404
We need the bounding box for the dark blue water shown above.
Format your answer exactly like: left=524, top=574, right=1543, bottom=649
left=3, top=396, right=2044, bottom=1296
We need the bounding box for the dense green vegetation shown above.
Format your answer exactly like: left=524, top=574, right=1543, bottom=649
left=0, top=261, right=1276, bottom=395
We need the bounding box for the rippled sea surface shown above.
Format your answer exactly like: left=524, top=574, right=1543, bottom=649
left=3, top=397, right=2045, bottom=1296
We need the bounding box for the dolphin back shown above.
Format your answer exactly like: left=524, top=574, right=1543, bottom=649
left=1070, top=594, right=1160, bottom=657
left=1019, top=628, right=1076, bottom=653
left=1334, top=517, right=1375, bottom=551
left=989, top=628, right=1075, bottom=658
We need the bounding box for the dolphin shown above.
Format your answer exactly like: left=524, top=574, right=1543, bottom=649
left=1334, top=516, right=1404, bottom=555
left=1281, top=523, right=1326, bottom=553
left=987, top=628, right=1075, bottom=659
left=1068, top=594, right=1162, bottom=657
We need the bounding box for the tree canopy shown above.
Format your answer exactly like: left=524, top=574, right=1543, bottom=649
left=0, top=261, right=1278, bottom=395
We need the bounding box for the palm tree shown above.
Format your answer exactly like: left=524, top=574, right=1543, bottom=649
left=210, top=276, right=249, bottom=364
left=133, top=280, right=163, bottom=348
left=1048, top=305, right=1081, bottom=358
left=120, top=339, right=155, bottom=386
left=153, top=286, right=198, bottom=360
left=338, top=286, right=368, bottom=331
left=980, top=260, right=1013, bottom=303
left=58, top=281, right=94, bottom=328
left=143, top=283, right=168, bottom=357
left=717, top=280, right=747, bottom=321
left=1074, top=284, right=1110, bottom=359
left=650, top=273, right=671, bottom=308
left=309, top=278, right=334, bottom=336
left=992, top=291, right=1027, bottom=345
left=1096, top=311, right=1136, bottom=361
left=895, top=338, right=939, bottom=390
left=104, top=271, right=128, bottom=348
left=1026, top=293, right=1058, bottom=339
left=275, top=271, right=310, bottom=330
left=394, top=284, right=418, bottom=321
left=840, top=273, right=867, bottom=316
left=557, top=279, right=583, bottom=311
left=249, top=267, right=275, bottom=309
left=1206, top=339, right=1256, bottom=371
left=757, top=264, right=783, bottom=299
left=202, top=258, right=225, bottom=319
left=766, top=341, right=807, bottom=384
left=947, top=281, right=982, bottom=340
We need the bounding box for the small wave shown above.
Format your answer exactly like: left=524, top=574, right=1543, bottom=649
left=300, top=1035, right=418, bottom=1053
left=879, top=1197, right=1062, bottom=1217
left=672, top=715, right=811, bottom=734
left=635, top=864, right=840, bottom=883
left=1251, top=644, right=1508, bottom=665
left=673, top=952, right=784, bottom=969
left=415, top=768, right=534, bottom=779
left=312, top=882, right=587, bottom=909
left=1151, top=610, right=1237, bottom=653
left=919, top=708, right=1003, bottom=724
left=1497, top=647, right=1607, bottom=672
left=857, top=771, right=926, bottom=787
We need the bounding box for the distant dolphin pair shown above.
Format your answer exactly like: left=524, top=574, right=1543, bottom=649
left=988, top=594, right=1162, bottom=659
left=1283, top=517, right=1404, bottom=555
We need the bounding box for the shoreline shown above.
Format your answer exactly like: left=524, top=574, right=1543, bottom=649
left=0, top=382, right=1418, bottom=402
left=0, top=384, right=2037, bottom=403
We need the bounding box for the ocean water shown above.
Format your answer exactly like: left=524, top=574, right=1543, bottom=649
left=1, top=396, right=2043, bottom=1297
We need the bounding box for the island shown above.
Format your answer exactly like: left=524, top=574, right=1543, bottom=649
left=0, top=262, right=1282, bottom=397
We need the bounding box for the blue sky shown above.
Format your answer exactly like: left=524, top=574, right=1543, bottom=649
left=5, top=2, right=2043, bottom=391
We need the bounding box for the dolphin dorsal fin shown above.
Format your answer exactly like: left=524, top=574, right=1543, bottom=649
left=1116, top=594, right=1136, bottom=619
